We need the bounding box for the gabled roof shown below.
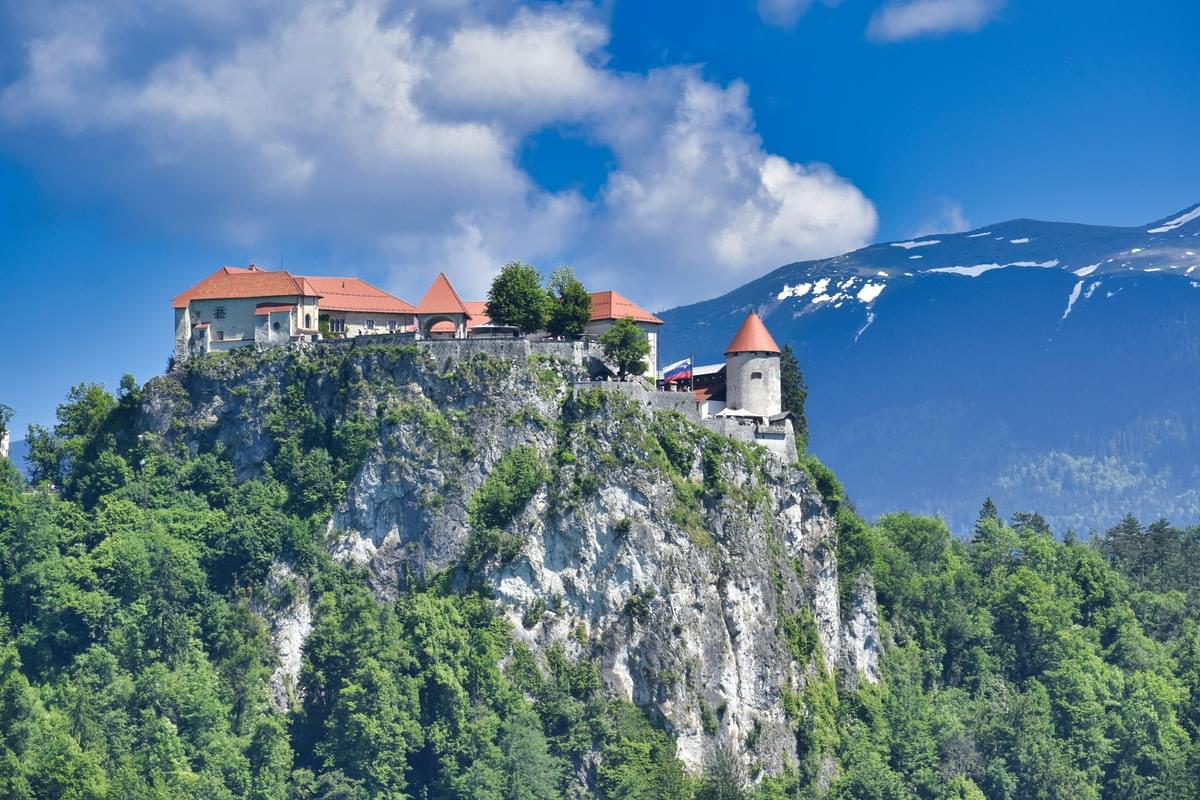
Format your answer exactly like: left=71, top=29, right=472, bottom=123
left=463, top=302, right=492, bottom=330
left=301, top=276, right=415, bottom=314
left=589, top=290, right=663, bottom=325
left=172, top=265, right=319, bottom=308
left=725, top=312, right=781, bottom=355
left=415, top=273, right=470, bottom=316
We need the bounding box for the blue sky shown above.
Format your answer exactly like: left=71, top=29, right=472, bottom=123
left=1, top=0, right=1197, bottom=436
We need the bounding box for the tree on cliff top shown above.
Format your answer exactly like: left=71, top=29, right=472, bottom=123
left=545, top=267, right=592, bottom=339
left=599, top=317, right=650, bottom=379
left=779, top=345, right=808, bottom=446
left=486, top=262, right=548, bottom=335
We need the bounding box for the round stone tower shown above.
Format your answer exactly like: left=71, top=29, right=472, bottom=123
left=724, top=312, right=782, bottom=417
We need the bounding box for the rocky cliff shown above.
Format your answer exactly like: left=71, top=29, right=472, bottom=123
left=139, top=340, right=880, bottom=780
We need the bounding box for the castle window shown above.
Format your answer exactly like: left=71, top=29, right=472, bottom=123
left=364, top=319, right=375, bottom=330
left=214, top=306, right=226, bottom=319
left=751, top=371, right=763, bottom=380
left=304, top=313, right=312, bottom=329
left=388, top=320, right=399, bottom=332
left=272, top=322, right=281, bottom=331
left=216, top=330, right=225, bottom=341
left=329, top=318, right=346, bottom=333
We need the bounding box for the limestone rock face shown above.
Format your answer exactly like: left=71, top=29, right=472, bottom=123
left=839, top=573, right=882, bottom=688
left=250, top=561, right=312, bottom=711
left=142, top=342, right=881, bottom=778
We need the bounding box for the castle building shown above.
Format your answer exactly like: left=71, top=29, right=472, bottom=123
left=722, top=311, right=782, bottom=418
left=174, top=266, right=663, bottom=371
left=173, top=265, right=415, bottom=360
left=668, top=311, right=785, bottom=422
left=584, top=290, right=663, bottom=377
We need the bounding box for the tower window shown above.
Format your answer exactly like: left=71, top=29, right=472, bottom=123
left=751, top=371, right=763, bottom=380
left=214, top=306, right=226, bottom=319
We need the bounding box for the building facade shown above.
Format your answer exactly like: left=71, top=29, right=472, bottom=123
left=584, top=290, right=663, bottom=378
left=173, top=266, right=415, bottom=360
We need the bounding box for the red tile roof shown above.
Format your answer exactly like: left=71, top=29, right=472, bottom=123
left=725, top=312, right=781, bottom=355
left=463, top=301, right=491, bottom=330
left=301, top=276, right=415, bottom=314
left=255, top=303, right=296, bottom=315
left=415, top=273, right=470, bottom=316
left=589, top=290, right=662, bottom=325
left=172, top=265, right=318, bottom=309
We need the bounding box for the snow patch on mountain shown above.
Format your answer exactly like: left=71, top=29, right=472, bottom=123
left=1148, top=206, right=1200, bottom=234
left=855, top=310, right=876, bottom=342
left=928, top=259, right=1060, bottom=278
left=1085, top=281, right=1102, bottom=299
left=1062, top=281, right=1084, bottom=320
left=777, top=282, right=812, bottom=300
left=891, top=239, right=940, bottom=250
left=857, top=282, right=886, bottom=304
left=966, top=231, right=991, bottom=238
left=1074, top=263, right=1100, bottom=277
left=1010, top=238, right=1031, bottom=244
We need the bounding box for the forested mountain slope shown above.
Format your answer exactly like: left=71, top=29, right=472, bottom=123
left=2, top=344, right=1200, bottom=798
left=659, top=204, right=1200, bottom=534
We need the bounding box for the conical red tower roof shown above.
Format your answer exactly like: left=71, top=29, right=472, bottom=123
left=415, top=272, right=470, bottom=315
left=725, top=312, right=781, bottom=355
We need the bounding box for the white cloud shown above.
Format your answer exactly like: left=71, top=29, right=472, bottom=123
left=756, top=0, right=840, bottom=28
left=867, top=0, right=1004, bottom=42
left=1, top=0, right=878, bottom=307
left=914, top=199, right=971, bottom=237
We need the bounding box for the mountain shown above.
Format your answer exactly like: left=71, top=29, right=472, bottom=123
left=659, top=204, right=1200, bottom=534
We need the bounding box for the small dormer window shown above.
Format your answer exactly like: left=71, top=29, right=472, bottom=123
left=214, top=307, right=226, bottom=319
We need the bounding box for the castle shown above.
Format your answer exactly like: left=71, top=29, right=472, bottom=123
left=172, top=266, right=793, bottom=457
left=173, top=265, right=661, bottom=376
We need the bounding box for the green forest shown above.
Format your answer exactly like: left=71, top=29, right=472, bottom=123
left=3, top=378, right=1200, bottom=799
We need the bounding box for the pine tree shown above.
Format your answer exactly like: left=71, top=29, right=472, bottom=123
left=779, top=345, right=808, bottom=447
left=974, top=497, right=1001, bottom=537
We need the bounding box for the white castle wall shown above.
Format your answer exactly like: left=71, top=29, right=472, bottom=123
left=725, top=352, right=781, bottom=417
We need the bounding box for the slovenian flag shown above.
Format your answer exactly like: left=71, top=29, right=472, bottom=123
left=662, top=357, right=693, bottom=383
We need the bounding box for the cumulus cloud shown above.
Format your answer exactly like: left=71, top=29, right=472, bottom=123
left=867, top=0, right=1004, bottom=42
left=1, top=0, right=877, bottom=306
